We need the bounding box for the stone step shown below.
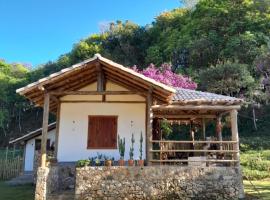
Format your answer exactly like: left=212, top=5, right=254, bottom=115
left=47, top=191, right=75, bottom=200
left=6, top=173, right=34, bottom=186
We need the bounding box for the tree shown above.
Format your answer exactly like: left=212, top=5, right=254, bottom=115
left=254, top=50, right=270, bottom=103
left=102, top=20, right=150, bottom=67
left=0, top=60, right=29, bottom=143
left=199, top=62, right=255, bottom=97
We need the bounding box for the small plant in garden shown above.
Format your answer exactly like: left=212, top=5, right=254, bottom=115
left=139, top=132, right=143, bottom=160
left=104, top=155, right=114, bottom=167
left=118, top=135, right=126, bottom=166
left=118, top=135, right=125, bottom=159
left=138, top=132, right=144, bottom=166
left=128, top=134, right=135, bottom=166
left=76, top=159, right=90, bottom=168
left=94, top=153, right=103, bottom=166
left=129, top=134, right=135, bottom=160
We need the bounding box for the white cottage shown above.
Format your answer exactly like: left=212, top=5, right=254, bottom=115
left=12, top=53, right=244, bottom=167
left=12, top=54, right=244, bottom=199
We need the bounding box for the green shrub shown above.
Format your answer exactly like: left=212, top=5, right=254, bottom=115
left=76, top=159, right=91, bottom=168
left=242, top=168, right=270, bottom=180
left=240, top=137, right=270, bottom=151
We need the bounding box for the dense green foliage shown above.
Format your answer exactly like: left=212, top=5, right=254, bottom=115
left=0, top=0, right=269, bottom=150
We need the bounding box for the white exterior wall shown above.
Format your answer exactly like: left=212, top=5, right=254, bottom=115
left=24, top=130, right=55, bottom=171
left=57, top=81, right=146, bottom=162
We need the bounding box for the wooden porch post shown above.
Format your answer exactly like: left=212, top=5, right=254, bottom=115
left=230, top=109, right=240, bottom=166
left=202, top=118, right=206, bottom=140
left=41, top=93, right=50, bottom=168
left=54, top=103, right=60, bottom=159
left=146, top=89, right=153, bottom=166
left=216, top=115, right=223, bottom=150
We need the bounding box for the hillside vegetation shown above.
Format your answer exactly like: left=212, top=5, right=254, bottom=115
left=0, top=0, right=269, bottom=182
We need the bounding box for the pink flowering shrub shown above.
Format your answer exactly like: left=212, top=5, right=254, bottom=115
left=132, top=63, right=197, bottom=90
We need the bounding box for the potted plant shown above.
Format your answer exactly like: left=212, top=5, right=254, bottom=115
left=76, top=159, right=90, bottom=168
left=94, top=153, right=103, bottom=166
left=118, top=135, right=125, bottom=166
left=105, top=156, right=114, bottom=167
left=128, top=134, right=135, bottom=166
left=138, top=132, right=144, bottom=166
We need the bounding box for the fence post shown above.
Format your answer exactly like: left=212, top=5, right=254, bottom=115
left=5, top=146, right=9, bottom=161
left=13, top=144, right=16, bottom=158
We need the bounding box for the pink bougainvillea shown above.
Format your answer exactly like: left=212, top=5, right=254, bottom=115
left=132, top=63, right=197, bottom=90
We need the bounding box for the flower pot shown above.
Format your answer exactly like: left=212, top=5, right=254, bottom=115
left=105, top=160, right=112, bottom=167
left=138, top=159, right=144, bottom=167
left=128, top=159, right=134, bottom=166
left=118, top=159, right=125, bottom=166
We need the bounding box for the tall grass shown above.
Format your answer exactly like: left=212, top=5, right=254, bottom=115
left=240, top=137, right=270, bottom=180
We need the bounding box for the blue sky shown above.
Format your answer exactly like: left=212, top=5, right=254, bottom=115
left=0, top=0, right=180, bottom=67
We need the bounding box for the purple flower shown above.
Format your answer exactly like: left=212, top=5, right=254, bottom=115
left=130, top=63, right=197, bottom=90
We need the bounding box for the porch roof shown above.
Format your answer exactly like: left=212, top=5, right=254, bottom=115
left=172, top=88, right=243, bottom=105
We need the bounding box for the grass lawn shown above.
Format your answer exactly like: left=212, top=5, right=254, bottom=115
left=0, top=182, right=34, bottom=200
left=0, top=179, right=269, bottom=200
left=244, top=180, right=270, bottom=200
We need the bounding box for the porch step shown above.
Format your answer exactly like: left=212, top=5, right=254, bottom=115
left=6, top=172, right=34, bottom=186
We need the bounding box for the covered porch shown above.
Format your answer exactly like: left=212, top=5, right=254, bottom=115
left=150, top=104, right=241, bottom=167
left=147, top=88, right=242, bottom=167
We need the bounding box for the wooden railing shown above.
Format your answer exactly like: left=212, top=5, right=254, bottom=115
left=150, top=140, right=239, bottom=165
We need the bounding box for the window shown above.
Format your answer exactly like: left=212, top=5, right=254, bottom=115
left=35, top=139, right=51, bottom=151
left=87, top=116, right=117, bottom=149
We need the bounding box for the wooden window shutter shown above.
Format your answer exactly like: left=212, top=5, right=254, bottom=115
left=88, top=116, right=117, bottom=149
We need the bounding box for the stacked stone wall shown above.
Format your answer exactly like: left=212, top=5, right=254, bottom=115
left=75, top=166, right=244, bottom=200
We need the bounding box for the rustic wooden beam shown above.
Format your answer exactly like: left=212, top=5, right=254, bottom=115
left=96, top=62, right=104, bottom=92
left=105, top=75, right=147, bottom=96
left=41, top=93, right=50, bottom=168
left=150, top=140, right=237, bottom=144
left=50, top=95, right=59, bottom=104
left=153, top=114, right=216, bottom=119
left=152, top=105, right=241, bottom=111
left=49, top=91, right=142, bottom=96
left=101, top=60, right=174, bottom=96
left=106, top=75, right=169, bottom=103
left=150, top=159, right=238, bottom=163
left=54, top=103, right=61, bottom=159
left=230, top=109, right=240, bottom=167
left=150, top=149, right=238, bottom=153
left=103, top=66, right=172, bottom=100
left=102, top=79, right=106, bottom=102
left=202, top=118, right=206, bottom=140
left=45, top=68, right=96, bottom=90
left=60, top=100, right=146, bottom=103
left=216, top=115, right=223, bottom=150
left=46, top=71, right=96, bottom=91
left=146, top=88, right=153, bottom=166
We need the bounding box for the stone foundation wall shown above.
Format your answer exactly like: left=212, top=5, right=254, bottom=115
left=75, top=166, right=244, bottom=200
left=35, top=167, right=59, bottom=200
left=34, top=163, right=76, bottom=200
